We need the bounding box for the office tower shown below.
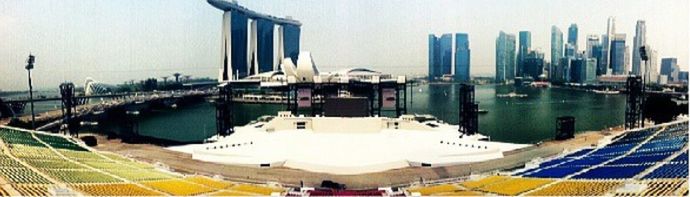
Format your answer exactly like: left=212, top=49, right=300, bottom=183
left=632, top=20, right=646, bottom=76
left=439, top=34, right=453, bottom=76
left=585, top=35, right=600, bottom=58
left=523, top=50, right=545, bottom=80
left=648, top=49, right=659, bottom=83
left=592, top=45, right=607, bottom=76
left=568, top=24, right=578, bottom=52
left=661, top=58, right=679, bottom=81
left=551, top=26, right=564, bottom=81
left=602, top=17, right=616, bottom=74
left=429, top=35, right=440, bottom=81
left=455, top=33, right=471, bottom=82
left=518, top=31, right=531, bottom=77
left=565, top=44, right=576, bottom=58
left=610, top=34, right=627, bottom=75
left=428, top=34, right=453, bottom=81
left=570, top=58, right=597, bottom=84
left=679, top=72, right=689, bottom=83
left=555, top=57, right=573, bottom=82
left=496, top=31, right=516, bottom=83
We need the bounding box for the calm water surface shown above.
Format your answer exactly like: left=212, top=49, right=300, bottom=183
left=125, top=84, right=626, bottom=144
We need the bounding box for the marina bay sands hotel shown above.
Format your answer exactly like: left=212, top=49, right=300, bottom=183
left=208, top=0, right=302, bottom=81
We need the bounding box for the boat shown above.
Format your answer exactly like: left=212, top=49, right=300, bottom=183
left=593, top=89, right=620, bottom=95
left=496, top=92, right=528, bottom=98
left=478, top=109, right=488, bottom=114
left=529, top=81, right=551, bottom=88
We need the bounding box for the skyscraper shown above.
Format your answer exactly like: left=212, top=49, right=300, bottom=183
left=551, top=26, right=564, bottom=81
left=496, top=31, right=516, bottom=83
left=428, top=34, right=453, bottom=81
left=632, top=20, right=646, bottom=76
left=282, top=24, right=301, bottom=65
left=568, top=24, right=578, bottom=53
left=454, top=33, right=471, bottom=82
left=660, top=58, right=679, bottom=81
left=592, top=45, right=607, bottom=76
left=585, top=35, right=600, bottom=58
left=648, top=48, right=659, bottom=83
left=610, top=34, right=627, bottom=75
left=570, top=58, right=597, bottom=84
left=602, top=17, right=616, bottom=74
left=439, top=34, right=453, bottom=77
left=518, top=31, right=531, bottom=77
left=428, top=35, right=440, bottom=81
left=524, top=50, right=545, bottom=80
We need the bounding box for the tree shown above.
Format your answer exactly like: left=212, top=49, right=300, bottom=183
left=173, top=73, right=181, bottom=83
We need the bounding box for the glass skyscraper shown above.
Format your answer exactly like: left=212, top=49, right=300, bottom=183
left=256, top=19, right=275, bottom=73
left=632, top=20, right=646, bottom=76
left=661, top=58, right=679, bottom=81
left=454, top=33, right=471, bottom=82
left=283, top=24, right=301, bottom=65
left=551, top=26, right=563, bottom=81
left=610, top=34, right=627, bottom=75
left=429, top=35, right=439, bottom=81
left=230, top=12, right=249, bottom=79
left=439, top=34, right=453, bottom=77
left=496, top=31, right=516, bottom=83
left=428, top=34, right=452, bottom=81
left=592, top=45, right=607, bottom=76
left=524, top=51, right=545, bottom=80
left=568, top=24, right=578, bottom=53
left=518, top=31, right=531, bottom=77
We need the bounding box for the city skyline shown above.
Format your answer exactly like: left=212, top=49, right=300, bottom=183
left=0, top=0, right=688, bottom=90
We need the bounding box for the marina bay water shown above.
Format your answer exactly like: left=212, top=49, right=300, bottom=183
left=127, top=84, right=626, bottom=144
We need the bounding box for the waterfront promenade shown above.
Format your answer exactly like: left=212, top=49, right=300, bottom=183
left=0, top=90, right=213, bottom=129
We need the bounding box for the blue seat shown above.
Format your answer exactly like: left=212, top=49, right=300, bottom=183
left=643, top=162, right=689, bottom=179
left=572, top=165, right=650, bottom=179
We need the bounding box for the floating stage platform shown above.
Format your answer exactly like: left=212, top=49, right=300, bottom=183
left=168, top=112, right=529, bottom=175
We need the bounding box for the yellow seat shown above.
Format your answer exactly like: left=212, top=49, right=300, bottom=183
left=527, top=181, right=621, bottom=196
left=142, top=179, right=216, bottom=196
left=184, top=176, right=234, bottom=189
left=478, top=178, right=553, bottom=196
left=460, top=176, right=510, bottom=189
left=407, top=184, right=462, bottom=196
left=73, top=183, right=161, bottom=196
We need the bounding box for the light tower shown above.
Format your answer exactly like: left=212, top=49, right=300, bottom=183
left=25, top=54, right=36, bottom=129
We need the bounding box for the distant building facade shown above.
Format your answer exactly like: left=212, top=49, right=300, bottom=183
left=523, top=51, right=545, bottom=80
left=517, top=31, right=531, bottom=77
left=551, top=26, right=564, bottom=81
left=632, top=20, right=646, bottom=76
left=496, top=31, right=516, bottom=83
left=454, top=33, right=471, bottom=82
left=660, top=58, right=679, bottom=81
left=428, top=34, right=453, bottom=81
left=610, top=34, right=627, bottom=75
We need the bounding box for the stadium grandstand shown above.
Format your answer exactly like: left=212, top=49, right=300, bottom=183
left=0, top=126, right=287, bottom=196
left=0, top=119, right=687, bottom=196
left=403, top=120, right=688, bottom=196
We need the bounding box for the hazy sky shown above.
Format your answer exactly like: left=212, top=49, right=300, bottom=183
left=1, top=0, right=688, bottom=91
